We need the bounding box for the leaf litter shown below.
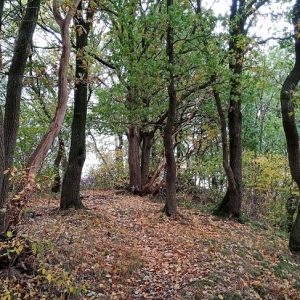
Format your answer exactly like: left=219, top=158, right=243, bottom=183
left=1, top=189, right=300, bottom=299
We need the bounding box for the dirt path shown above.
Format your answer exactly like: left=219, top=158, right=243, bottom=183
left=2, top=190, right=300, bottom=299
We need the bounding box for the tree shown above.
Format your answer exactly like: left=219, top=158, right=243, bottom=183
left=163, top=0, right=177, bottom=217
left=26, top=0, right=81, bottom=177
left=213, top=0, right=270, bottom=219
left=280, top=0, right=300, bottom=252
left=3, top=0, right=81, bottom=233
left=241, top=46, right=290, bottom=155
left=0, top=0, right=5, bottom=209
left=0, top=0, right=41, bottom=207
left=93, top=0, right=217, bottom=196
left=60, top=0, right=95, bottom=209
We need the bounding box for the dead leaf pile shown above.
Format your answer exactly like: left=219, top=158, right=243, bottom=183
left=1, top=190, right=300, bottom=299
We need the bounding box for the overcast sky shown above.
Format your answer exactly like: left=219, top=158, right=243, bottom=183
left=206, top=0, right=293, bottom=41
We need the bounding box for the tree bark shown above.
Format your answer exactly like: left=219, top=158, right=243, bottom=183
left=60, top=0, right=94, bottom=209
left=280, top=0, right=300, bottom=252
left=115, top=134, right=124, bottom=178
left=51, top=134, right=66, bottom=193
left=128, top=124, right=142, bottom=190
left=0, top=0, right=41, bottom=207
left=212, top=89, right=239, bottom=216
left=163, top=0, right=178, bottom=217
left=141, top=131, right=155, bottom=186
left=141, top=155, right=166, bottom=196
left=0, top=1, right=5, bottom=210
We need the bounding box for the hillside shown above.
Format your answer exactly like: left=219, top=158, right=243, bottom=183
left=1, top=190, right=300, bottom=299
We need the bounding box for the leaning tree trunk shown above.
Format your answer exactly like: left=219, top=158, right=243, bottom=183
left=280, top=0, right=300, bottom=252
left=163, top=0, right=178, bottom=217
left=2, top=0, right=80, bottom=233
left=60, top=1, right=94, bottom=209
left=0, top=0, right=41, bottom=207
left=26, top=0, right=80, bottom=175
left=34, top=85, right=67, bottom=194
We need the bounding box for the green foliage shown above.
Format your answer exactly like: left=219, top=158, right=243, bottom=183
left=243, top=151, right=292, bottom=229
left=86, top=149, right=128, bottom=190
left=244, top=151, right=290, bottom=192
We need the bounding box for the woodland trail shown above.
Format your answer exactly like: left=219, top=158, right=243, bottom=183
left=1, top=190, right=300, bottom=299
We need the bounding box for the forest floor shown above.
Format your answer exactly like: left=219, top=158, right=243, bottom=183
left=1, top=189, right=300, bottom=300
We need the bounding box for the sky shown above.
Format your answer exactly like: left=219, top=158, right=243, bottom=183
left=207, top=0, right=292, bottom=42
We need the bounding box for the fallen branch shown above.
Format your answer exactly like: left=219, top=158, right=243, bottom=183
left=140, top=155, right=166, bottom=196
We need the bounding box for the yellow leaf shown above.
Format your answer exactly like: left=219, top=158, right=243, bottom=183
left=3, top=169, right=10, bottom=175
left=194, top=74, right=200, bottom=80
left=46, top=273, right=52, bottom=282
left=6, top=231, right=13, bottom=238
left=16, top=245, right=24, bottom=255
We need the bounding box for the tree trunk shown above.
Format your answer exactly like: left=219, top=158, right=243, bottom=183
left=213, top=0, right=247, bottom=219
left=128, top=124, right=142, bottom=190
left=163, top=0, right=178, bottom=217
left=286, top=194, right=298, bottom=233
left=225, top=0, right=244, bottom=218
left=61, top=1, right=94, bottom=209
left=212, top=89, right=239, bottom=216
left=51, top=134, right=66, bottom=194
left=141, top=131, right=155, bottom=186
left=115, top=134, right=124, bottom=179
left=0, top=109, right=4, bottom=206
left=227, top=94, right=243, bottom=217
left=0, top=0, right=4, bottom=210
left=280, top=0, right=300, bottom=252
left=26, top=0, right=80, bottom=176
left=141, top=155, right=166, bottom=196
left=0, top=0, right=41, bottom=207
